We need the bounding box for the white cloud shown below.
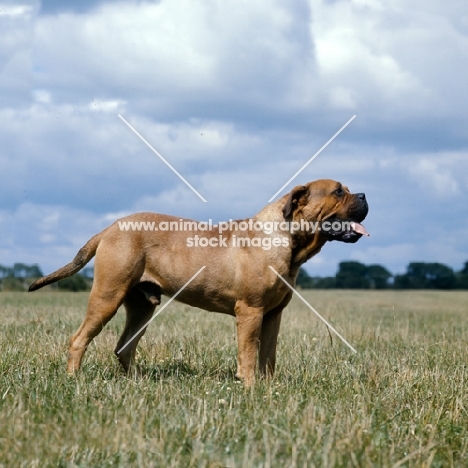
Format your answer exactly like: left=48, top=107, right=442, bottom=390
left=89, top=99, right=126, bottom=112
left=311, top=0, right=435, bottom=118
left=405, top=152, right=468, bottom=197
left=0, top=201, right=111, bottom=272
left=32, top=88, right=51, bottom=103
left=33, top=0, right=307, bottom=106
left=328, top=87, right=357, bottom=110
left=0, top=2, right=36, bottom=104
left=0, top=3, right=34, bottom=18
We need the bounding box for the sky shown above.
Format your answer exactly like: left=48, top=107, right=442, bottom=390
left=1, top=0, right=467, bottom=277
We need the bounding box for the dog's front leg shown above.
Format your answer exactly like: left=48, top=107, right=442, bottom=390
left=234, top=302, right=263, bottom=387
left=258, top=292, right=291, bottom=378
left=258, top=308, right=283, bottom=378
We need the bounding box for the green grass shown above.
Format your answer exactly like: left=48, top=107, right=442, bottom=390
left=0, top=290, right=467, bottom=467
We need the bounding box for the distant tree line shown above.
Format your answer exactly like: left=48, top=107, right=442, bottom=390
left=1, top=261, right=467, bottom=291
left=297, top=261, right=468, bottom=290
left=0, top=263, right=93, bottom=292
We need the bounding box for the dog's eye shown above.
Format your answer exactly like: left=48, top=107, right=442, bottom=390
left=334, top=187, right=344, bottom=196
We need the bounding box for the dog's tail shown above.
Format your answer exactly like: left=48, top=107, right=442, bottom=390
left=28, top=232, right=103, bottom=292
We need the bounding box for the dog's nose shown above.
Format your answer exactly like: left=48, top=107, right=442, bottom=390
left=357, top=193, right=366, bottom=201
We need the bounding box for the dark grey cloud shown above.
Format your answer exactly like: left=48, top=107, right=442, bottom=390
left=39, top=0, right=107, bottom=15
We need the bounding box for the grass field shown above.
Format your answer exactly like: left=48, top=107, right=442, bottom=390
left=0, top=290, right=467, bottom=467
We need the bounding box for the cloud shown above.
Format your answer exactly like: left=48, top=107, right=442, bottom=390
left=310, top=0, right=468, bottom=150
left=33, top=0, right=313, bottom=119
left=407, top=156, right=461, bottom=197
left=39, top=0, right=101, bottom=15
left=29, top=0, right=468, bottom=149
left=0, top=1, right=36, bottom=106
left=0, top=201, right=107, bottom=272
left=0, top=0, right=467, bottom=277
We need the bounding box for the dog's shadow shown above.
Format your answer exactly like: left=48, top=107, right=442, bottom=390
left=115, top=359, right=238, bottom=383
left=141, top=359, right=198, bottom=379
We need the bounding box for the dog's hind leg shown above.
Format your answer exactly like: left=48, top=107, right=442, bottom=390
left=67, top=285, right=128, bottom=374
left=114, top=282, right=161, bottom=373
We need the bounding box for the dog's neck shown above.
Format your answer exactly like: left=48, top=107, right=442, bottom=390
left=254, top=200, right=328, bottom=276
left=290, top=231, right=327, bottom=268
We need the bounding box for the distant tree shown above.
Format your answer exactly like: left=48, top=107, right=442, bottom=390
left=0, top=263, right=44, bottom=291
left=336, top=261, right=369, bottom=289
left=461, top=261, right=468, bottom=276
left=456, top=261, right=468, bottom=289
left=393, top=274, right=409, bottom=289
left=395, top=263, right=427, bottom=289
left=11, top=263, right=43, bottom=278
left=296, top=267, right=314, bottom=289
left=12, top=263, right=29, bottom=278
left=30, top=264, right=43, bottom=278
left=427, top=263, right=456, bottom=289
left=296, top=268, right=340, bottom=289
left=81, top=267, right=94, bottom=279
left=57, top=275, right=89, bottom=292
left=0, top=265, right=12, bottom=279
left=366, top=264, right=392, bottom=289
left=1, top=277, right=26, bottom=291
left=394, top=262, right=456, bottom=289
left=311, top=276, right=336, bottom=289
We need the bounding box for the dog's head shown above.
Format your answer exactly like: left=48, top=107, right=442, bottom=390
left=282, top=179, right=369, bottom=244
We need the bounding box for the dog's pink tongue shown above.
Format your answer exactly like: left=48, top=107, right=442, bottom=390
left=351, top=222, right=370, bottom=236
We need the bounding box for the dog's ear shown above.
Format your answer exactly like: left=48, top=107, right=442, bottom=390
left=282, top=185, right=309, bottom=219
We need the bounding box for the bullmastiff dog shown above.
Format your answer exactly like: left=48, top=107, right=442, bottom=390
left=29, top=179, right=369, bottom=385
